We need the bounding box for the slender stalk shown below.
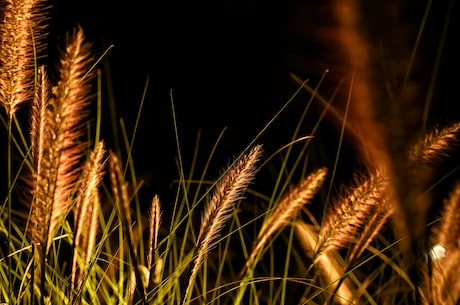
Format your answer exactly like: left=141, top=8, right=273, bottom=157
left=109, top=151, right=147, bottom=304
left=7, top=116, right=13, bottom=302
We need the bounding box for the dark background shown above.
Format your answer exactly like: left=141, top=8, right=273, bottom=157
left=46, top=0, right=460, bottom=204
left=47, top=0, right=302, bottom=204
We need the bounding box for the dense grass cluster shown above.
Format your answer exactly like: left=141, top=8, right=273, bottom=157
left=1, top=0, right=459, bottom=304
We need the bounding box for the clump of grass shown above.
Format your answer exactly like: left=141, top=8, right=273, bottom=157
left=1, top=0, right=460, bottom=304
left=28, top=27, right=95, bottom=297
left=290, top=119, right=460, bottom=304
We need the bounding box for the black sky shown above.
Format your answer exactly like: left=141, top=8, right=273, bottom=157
left=47, top=0, right=298, bottom=202
left=46, top=0, right=460, bottom=204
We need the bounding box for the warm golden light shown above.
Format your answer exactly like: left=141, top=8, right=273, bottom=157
left=430, top=244, right=447, bottom=260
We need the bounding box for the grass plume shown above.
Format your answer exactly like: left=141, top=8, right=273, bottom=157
left=428, top=181, right=460, bottom=304
left=0, top=0, right=48, bottom=117
left=146, top=194, right=161, bottom=287
left=242, top=167, right=327, bottom=274
left=27, top=26, right=94, bottom=298
left=295, top=221, right=356, bottom=305
left=0, top=1, right=459, bottom=304
left=410, top=121, right=460, bottom=165
left=28, top=25, right=93, bottom=252
left=316, top=171, right=390, bottom=260
left=183, top=144, right=263, bottom=304
left=70, top=140, right=106, bottom=298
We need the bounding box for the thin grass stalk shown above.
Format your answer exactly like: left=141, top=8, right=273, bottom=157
left=108, top=151, right=147, bottom=304
left=420, top=0, right=454, bottom=133
left=169, top=89, right=197, bottom=246
left=108, top=150, right=133, bottom=302
left=208, top=208, right=241, bottom=303
left=265, top=74, right=327, bottom=216
left=6, top=108, right=13, bottom=301
left=118, top=113, right=151, bottom=268
left=81, top=195, right=100, bottom=301
left=182, top=144, right=263, bottom=305
left=280, top=218, right=297, bottom=305
left=190, top=128, right=227, bottom=216
left=295, top=221, right=356, bottom=305
left=154, top=94, right=195, bottom=292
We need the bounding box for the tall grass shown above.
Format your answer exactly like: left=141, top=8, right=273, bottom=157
left=0, top=0, right=459, bottom=304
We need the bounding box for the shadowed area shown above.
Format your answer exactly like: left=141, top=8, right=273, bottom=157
left=0, top=0, right=457, bottom=212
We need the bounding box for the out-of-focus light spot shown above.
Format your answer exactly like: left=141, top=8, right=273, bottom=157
left=430, top=244, right=446, bottom=260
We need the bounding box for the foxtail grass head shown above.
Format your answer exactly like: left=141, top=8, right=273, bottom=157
left=0, top=0, right=48, bottom=117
